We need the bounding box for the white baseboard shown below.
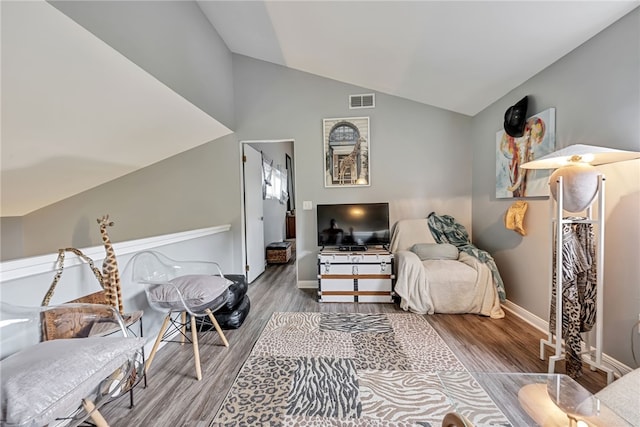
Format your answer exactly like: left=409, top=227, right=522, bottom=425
left=503, top=300, right=632, bottom=377
left=502, top=300, right=548, bottom=334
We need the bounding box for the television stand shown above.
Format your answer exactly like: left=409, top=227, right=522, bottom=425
left=338, top=245, right=367, bottom=252
left=317, top=248, right=394, bottom=303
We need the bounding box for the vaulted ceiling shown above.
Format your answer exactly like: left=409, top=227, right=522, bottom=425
left=199, top=1, right=638, bottom=116
left=2, top=1, right=638, bottom=216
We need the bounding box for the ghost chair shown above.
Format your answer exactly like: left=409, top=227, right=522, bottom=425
left=0, top=302, right=145, bottom=427
left=124, top=250, right=231, bottom=381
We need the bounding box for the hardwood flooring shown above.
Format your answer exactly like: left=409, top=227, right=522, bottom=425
left=100, top=254, right=609, bottom=426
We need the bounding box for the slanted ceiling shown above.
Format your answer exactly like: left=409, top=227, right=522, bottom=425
left=2, top=0, right=638, bottom=217
left=199, top=1, right=639, bottom=116
left=1, top=1, right=231, bottom=216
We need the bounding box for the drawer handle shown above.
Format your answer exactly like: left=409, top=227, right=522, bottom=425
left=352, top=265, right=358, bottom=275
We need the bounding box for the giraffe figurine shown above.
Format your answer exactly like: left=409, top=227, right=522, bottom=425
left=338, top=137, right=362, bottom=185
left=98, top=215, right=124, bottom=314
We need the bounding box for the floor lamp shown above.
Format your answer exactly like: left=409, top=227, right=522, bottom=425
left=521, top=144, right=639, bottom=382
left=521, top=144, right=640, bottom=212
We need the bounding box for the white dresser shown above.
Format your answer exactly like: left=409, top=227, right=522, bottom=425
left=317, top=249, right=394, bottom=303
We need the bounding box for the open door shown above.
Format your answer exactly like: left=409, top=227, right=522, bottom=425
left=243, top=144, right=266, bottom=283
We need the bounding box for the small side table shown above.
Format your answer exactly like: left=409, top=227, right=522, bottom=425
left=447, top=372, right=632, bottom=426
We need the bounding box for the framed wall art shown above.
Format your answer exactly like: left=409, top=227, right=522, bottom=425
left=496, top=107, right=556, bottom=198
left=323, top=117, right=370, bottom=188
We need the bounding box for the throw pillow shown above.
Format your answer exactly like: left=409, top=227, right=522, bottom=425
left=410, top=243, right=459, bottom=260
left=146, top=274, right=232, bottom=311
left=1, top=336, right=144, bottom=426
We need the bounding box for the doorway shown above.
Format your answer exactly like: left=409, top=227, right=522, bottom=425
left=241, top=140, right=296, bottom=284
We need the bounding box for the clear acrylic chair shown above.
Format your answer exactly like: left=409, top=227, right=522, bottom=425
left=124, top=250, right=231, bottom=381
left=0, top=302, right=145, bottom=427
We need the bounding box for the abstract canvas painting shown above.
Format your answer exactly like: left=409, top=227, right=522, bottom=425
left=496, top=108, right=556, bottom=198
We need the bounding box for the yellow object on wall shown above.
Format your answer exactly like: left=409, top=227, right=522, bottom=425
left=505, top=201, right=528, bottom=236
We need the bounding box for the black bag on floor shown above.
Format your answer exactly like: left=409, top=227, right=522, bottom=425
left=214, top=294, right=250, bottom=330
left=191, top=274, right=250, bottom=330
left=194, top=294, right=250, bottom=330
left=219, top=274, right=248, bottom=311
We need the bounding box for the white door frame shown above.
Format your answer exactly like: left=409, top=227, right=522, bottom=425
left=239, top=139, right=297, bottom=282
left=242, top=144, right=266, bottom=283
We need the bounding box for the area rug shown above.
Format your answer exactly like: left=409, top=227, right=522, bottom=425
left=211, top=312, right=509, bottom=426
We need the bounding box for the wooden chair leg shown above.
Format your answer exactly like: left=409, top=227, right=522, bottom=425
left=82, top=398, right=109, bottom=427
left=145, top=314, right=171, bottom=373
left=190, top=315, right=202, bottom=381
left=205, top=308, right=229, bottom=347
left=180, top=312, right=187, bottom=345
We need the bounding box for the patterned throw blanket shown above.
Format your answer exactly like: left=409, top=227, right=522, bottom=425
left=427, top=212, right=507, bottom=302
left=549, top=220, right=597, bottom=378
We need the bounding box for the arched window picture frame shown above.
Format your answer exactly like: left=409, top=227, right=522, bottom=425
left=322, top=117, right=370, bottom=188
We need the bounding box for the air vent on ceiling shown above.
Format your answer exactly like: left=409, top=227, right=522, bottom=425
left=349, top=93, right=375, bottom=109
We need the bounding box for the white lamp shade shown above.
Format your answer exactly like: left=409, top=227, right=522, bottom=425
left=550, top=164, right=600, bottom=213
left=520, top=144, right=640, bottom=212
left=520, top=144, right=640, bottom=169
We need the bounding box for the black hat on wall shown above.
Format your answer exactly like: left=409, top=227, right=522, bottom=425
left=504, top=96, right=528, bottom=137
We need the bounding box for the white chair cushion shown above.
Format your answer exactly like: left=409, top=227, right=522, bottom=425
left=147, top=274, right=232, bottom=311
left=1, top=336, right=144, bottom=426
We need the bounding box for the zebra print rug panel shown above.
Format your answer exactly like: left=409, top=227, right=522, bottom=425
left=211, top=312, right=510, bottom=427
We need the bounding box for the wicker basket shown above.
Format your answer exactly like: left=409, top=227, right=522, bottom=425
left=266, top=242, right=292, bottom=264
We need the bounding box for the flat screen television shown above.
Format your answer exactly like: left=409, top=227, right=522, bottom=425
left=317, top=202, right=390, bottom=249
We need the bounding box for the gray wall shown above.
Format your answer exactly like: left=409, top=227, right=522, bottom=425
left=50, top=0, right=235, bottom=130
left=22, top=133, right=244, bottom=273
left=471, top=9, right=640, bottom=367
left=1, top=0, right=239, bottom=262
left=0, top=217, right=23, bottom=260
left=18, top=53, right=473, bottom=283
left=232, top=55, right=473, bottom=283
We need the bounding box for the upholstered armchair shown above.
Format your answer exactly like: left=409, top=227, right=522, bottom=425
left=0, top=302, right=145, bottom=427
left=390, top=218, right=505, bottom=318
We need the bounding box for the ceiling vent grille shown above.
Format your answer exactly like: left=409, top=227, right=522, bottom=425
left=349, top=94, right=375, bottom=109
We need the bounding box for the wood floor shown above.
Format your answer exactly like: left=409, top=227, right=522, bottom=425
left=100, top=254, right=610, bottom=426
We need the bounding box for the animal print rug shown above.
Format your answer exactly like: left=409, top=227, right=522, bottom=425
left=211, top=312, right=509, bottom=426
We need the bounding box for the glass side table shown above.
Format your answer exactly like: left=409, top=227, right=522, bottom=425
left=441, top=372, right=632, bottom=426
